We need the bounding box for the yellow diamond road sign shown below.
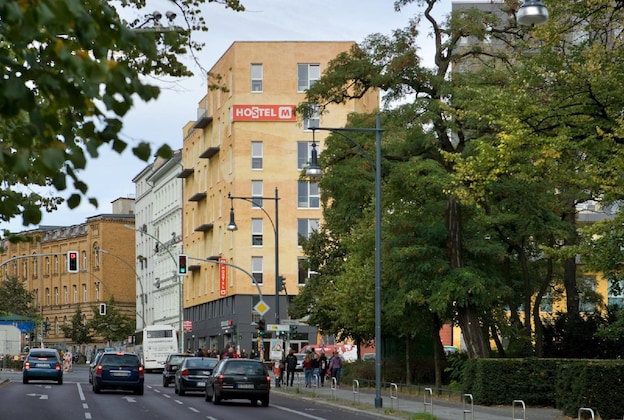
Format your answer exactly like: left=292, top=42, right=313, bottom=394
left=254, top=300, right=270, bottom=316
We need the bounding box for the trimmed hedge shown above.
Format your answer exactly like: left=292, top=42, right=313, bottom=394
left=463, top=358, right=624, bottom=419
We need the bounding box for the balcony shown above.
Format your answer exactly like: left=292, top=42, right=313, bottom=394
left=188, top=264, right=201, bottom=272
left=193, top=109, right=213, bottom=129
left=194, top=223, right=214, bottom=232
left=177, top=168, right=194, bottom=178
left=188, top=192, right=207, bottom=202
left=199, top=146, right=220, bottom=159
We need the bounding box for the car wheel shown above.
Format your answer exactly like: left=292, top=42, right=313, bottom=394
left=205, top=389, right=213, bottom=402
left=93, top=383, right=101, bottom=394
left=58, top=378, right=63, bottom=385
left=261, top=397, right=269, bottom=407
left=213, top=391, right=221, bottom=405
left=163, top=377, right=168, bottom=387
left=22, top=377, right=28, bottom=384
left=135, top=386, right=144, bottom=395
left=179, top=384, right=185, bottom=396
left=251, top=399, right=258, bottom=406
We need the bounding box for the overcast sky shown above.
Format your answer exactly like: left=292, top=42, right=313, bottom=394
left=2, top=0, right=457, bottom=233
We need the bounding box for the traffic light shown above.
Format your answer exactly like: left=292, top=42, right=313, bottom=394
left=258, top=319, right=266, bottom=337
left=99, top=303, right=107, bottom=315
left=178, top=254, right=188, bottom=275
left=290, top=324, right=298, bottom=335
left=43, top=321, right=50, bottom=334
left=67, top=250, right=79, bottom=273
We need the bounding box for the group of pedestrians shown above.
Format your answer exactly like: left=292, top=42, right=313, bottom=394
left=283, top=347, right=342, bottom=388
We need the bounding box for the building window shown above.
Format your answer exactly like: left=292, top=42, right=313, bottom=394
left=297, top=219, right=320, bottom=246
left=298, top=258, right=317, bottom=285
left=297, top=141, right=319, bottom=170
left=94, top=283, right=100, bottom=301
left=82, top=284, right=87, bottom=302
left=251, top=141, right=263, bottom=170
left=63, top=286, right=68, bottom=304
left=303, top=104, right=320, bottom=130
left=73, top=285, right=78, bottom=303
left=579, top=274, right=597, bottom=313
left=54, top=255, right=59, bottom=274
left=251, top=256, right=263, bottom=285
left=251, top=63, right=263, bottom=92
left=297, top=181, right=320, bottom=208
left=251, top=218, right=263, bottom=246
left=82, top=250, right=87, bottom=272
left=608, top=278, right=624, bottom=309
left=298, top=63, right=320, bottom=92
left=251, top=180, right=263, bottom=208
left=54, top=287, right=59, bottom=305
left=93, top=246, right=100, bottom=270
left=32, top=255, right=37, bottom=278
left=46, top=288, right=50, bottom=305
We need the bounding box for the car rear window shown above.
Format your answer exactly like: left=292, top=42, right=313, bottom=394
left=186, top=359, right=217, bottom=369
left=30, top=352, right=57, bottom=360
left=169, top=355, right=186, bottom=364
left=101, top=355, right=139, bottom=367
left=223, top=362, right=265, bottom=375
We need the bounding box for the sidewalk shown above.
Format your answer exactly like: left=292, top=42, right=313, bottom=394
left=272, top=379, right=572, bottom=419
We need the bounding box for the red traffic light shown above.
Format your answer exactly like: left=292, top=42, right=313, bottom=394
left=67, top=251, right=79, bottom=273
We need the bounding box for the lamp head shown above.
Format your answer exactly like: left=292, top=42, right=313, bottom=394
left=305, top=136, right=322, bottom=180
left=517, top=0, right=549, bottom=26
left=227, top=208, right=238, bottom=231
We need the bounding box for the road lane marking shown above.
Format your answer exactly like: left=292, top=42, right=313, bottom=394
left=273, top=404, right=328, bottom=419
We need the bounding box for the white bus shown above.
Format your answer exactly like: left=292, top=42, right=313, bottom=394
left=131, top=325, right=179, bottom=371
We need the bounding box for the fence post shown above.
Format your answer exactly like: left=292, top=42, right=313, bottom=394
left=424, top=387, right=433, bottom=416
left=352, top=379, right=360, bottom=403
left=463, top=393, right=474, bottom=420
left=389, top=383, right=399, bottom=410
left=512, top=399, right=526, bottom=420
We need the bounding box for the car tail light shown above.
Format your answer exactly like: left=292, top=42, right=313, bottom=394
left=139, top=366, right=144, bottom=377
left=24, top=361, right=30, bottom=370
left=181, top=368, right=188, bottom=377
left=55, top=362, right=61, bottom=371
left=217, top=374, right=224, bottom=385
left=96, top=366, right=102, bottom=375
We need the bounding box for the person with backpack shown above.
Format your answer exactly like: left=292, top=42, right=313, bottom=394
left=318, top=351, right=328, bottom=387
left=285, top=348, right=298, bottom=387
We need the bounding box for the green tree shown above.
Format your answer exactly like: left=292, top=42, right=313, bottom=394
left=0, top=276, right=38, bottom=318
left=88, top=298, right=135, bottom=343
left=0, top=0, right=244, bottom=229
left=61, top=306, right=93, bottom=345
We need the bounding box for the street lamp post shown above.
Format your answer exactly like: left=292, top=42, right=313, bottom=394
left=227, top=187, right=281, bottom=324
left=307, top=113, right=384, bottom=408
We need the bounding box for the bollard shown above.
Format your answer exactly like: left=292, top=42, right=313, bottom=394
left=463, top=393, right=474, bottom=420
left=352, top=379, right=360, bottom=403
left=390, top=383, right=399, bottom=411
left=512, top=400, right=526, bottom=420
left=424, top=387, right=433, bottom=416
left=578, top=407, right=595, bottom=420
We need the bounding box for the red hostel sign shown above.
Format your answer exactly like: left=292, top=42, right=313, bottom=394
left=219, top=259, right=227, bottom=296
left=232, top=105, right=296, bottom=122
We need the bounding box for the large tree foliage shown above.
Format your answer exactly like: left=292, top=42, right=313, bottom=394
left=0, top=276, right=37, bottom=318
left=0, top=0, right=244, bottom=230
left=296, top=0, right=624, bottom=367
left=61, top=306, right=93, bottom=345
left=88, top=297, right=135, bottom=343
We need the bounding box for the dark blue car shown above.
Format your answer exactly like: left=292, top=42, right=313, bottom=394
left=92, top=352, right=144, bottom=395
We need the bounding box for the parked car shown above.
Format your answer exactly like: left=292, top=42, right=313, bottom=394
left=22, top=348, right=63, bottom=385
left=92, top=352, right=144, bottom=395
left=174, top=357, right=219, bottom=396
left=205, top=358, right=270, bottom=407
left=88, top=351, right=105, bottom=384
left=295, top=353, right=305, bottom=372
left=162, top=352, right=191, bottom=387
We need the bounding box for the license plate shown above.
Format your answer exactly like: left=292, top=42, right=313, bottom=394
left=237, top=384, right=254, bottom=389
left=111, top=371, right=129, bottom=377
left=36, top=363, right=49, bottom=368
left=197, top=382, right=205, bottom=387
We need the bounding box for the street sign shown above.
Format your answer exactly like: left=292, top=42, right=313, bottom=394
left=253, top=300, right=270, bottom=316
left=183, top=320, right=193, bottom=331
left=267, top=324, right=289, bottom=332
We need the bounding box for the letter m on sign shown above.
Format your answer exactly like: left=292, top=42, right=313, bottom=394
left=278, top=106, right=294, bottom=120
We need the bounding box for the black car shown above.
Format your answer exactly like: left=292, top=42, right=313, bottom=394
left=174, top=357, right=219, bottom=396
left=205, top=358, right=270, bottom=406
left=162, top=352, right=191, bottom=387
left=22, top=348, right=63, bottom=384
left=92, top=352, right=144, bottom=395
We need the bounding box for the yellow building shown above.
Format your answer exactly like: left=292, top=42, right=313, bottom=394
left=180, top=41, right=379, bottom=355
left=0, top=205, right=136, bottom=355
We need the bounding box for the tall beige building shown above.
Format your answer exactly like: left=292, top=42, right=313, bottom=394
left=180, top=41, right=378, bottom=356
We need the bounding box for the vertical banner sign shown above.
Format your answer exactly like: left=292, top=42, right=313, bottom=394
left=219, top=258, right=227, bottom=296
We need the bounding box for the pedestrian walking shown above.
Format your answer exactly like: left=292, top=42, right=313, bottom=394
left=303, top=351, right=313, bottom=387
left=329, top=351, right=342, bottom=387
left=285, top=348, right=297, bottom=387
left=311, top=349, right=320, bottom=386
left=318, top=351, right=328, bottom=387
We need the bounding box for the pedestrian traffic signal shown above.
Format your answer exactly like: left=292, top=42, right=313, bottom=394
left=99, top=303, right=107, bottom=315
left=258, top=319, right=266, bottom=337
left=290, top=325, right=298, bottom=335
left=178, top=254, right=188, bottom=275
left=67, top=250, right=79, bottom=273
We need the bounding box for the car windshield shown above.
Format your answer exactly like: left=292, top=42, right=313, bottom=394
left=101, top=355, right=139, bottom=367
left=223, top=362, right=265, bottom=376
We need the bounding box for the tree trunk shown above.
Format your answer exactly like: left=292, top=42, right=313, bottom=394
left=447, top=197, right=489, bottom=358
left=432, top=314, right=444, bottom=391
left=563, top=209, right=580, bottom=319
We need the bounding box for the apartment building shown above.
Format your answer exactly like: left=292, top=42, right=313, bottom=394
left=132, top=150, right=184, bottom=333
left=180, top=41, right=379, bottom=356
left=0, top=200, right=136, bottom=354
